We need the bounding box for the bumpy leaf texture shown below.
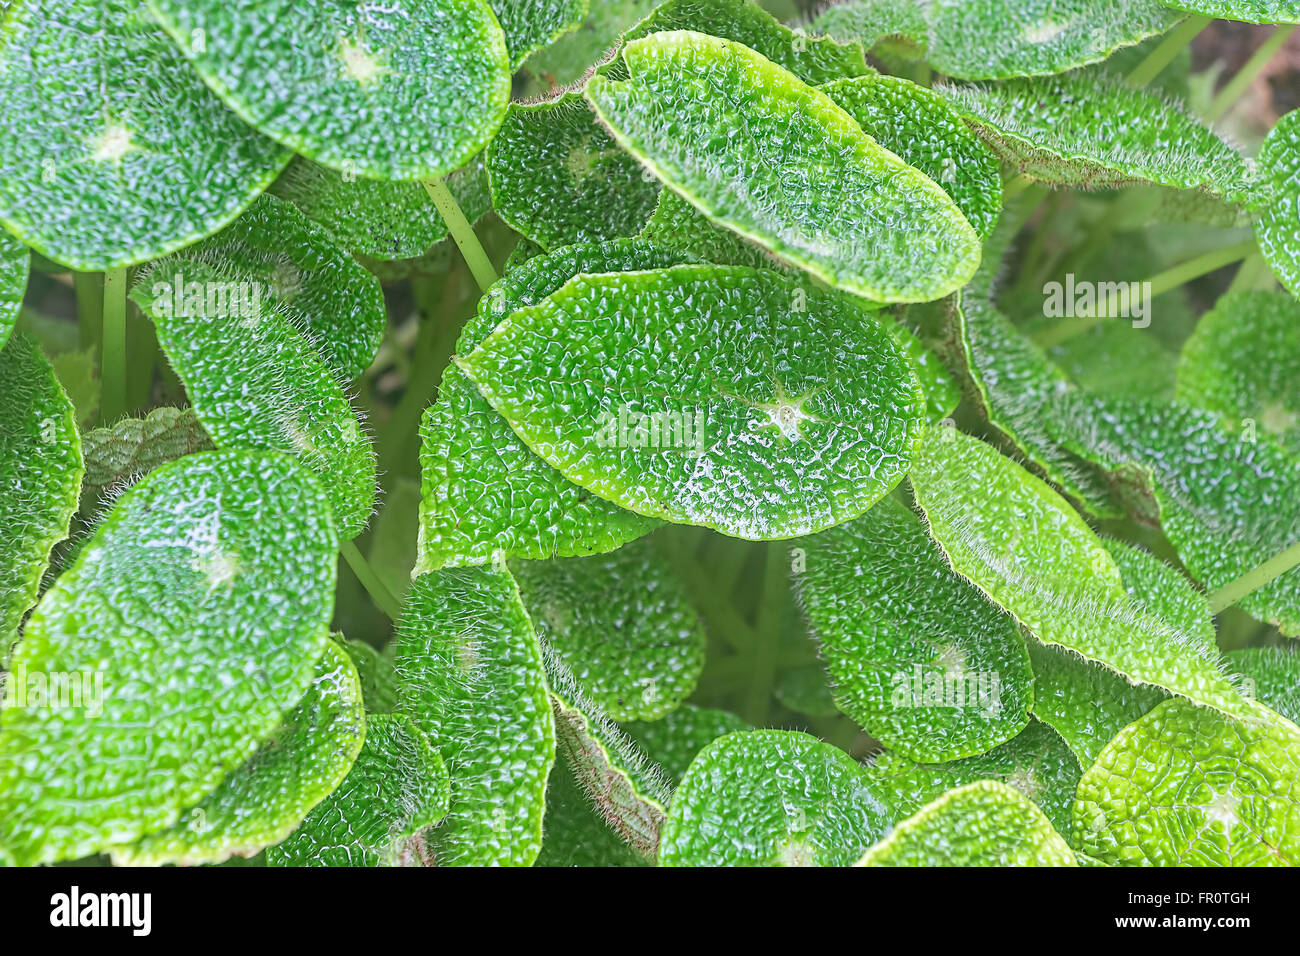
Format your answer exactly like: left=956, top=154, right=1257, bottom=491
left=1073, top=699, right=1300, bottom=866
left=0, top=231, right=28, bottom=351
left=146, top=0, right=511, bottom=180
left=395, top=567, right=555, bottom=866
left=586, top=31, right=981, bottom=302
left=458, top=264, right=926, bottom=539
left=0, top=450, right=338, bottom=865
left=78, top=407, right=212, bottom=517
left=114, top=640, right=365, bottom=866
left=0, top=0, right=290, bottom=270
left=1257, top=109, right=1300, bottom=297
left=1228, top=648, right=1300, bottom=724
left=136, top=259, right=378, bottom=540
left=858, top=780, right=1077, bottom=866
left=1160, top=0, right=1300, bottom=24
left=491, top=0, right=587, bottom=68
left=0, top=334, right=82, bottom=651
left=796, top=495, right=1033, bottom=762
left=523, top=0, right=661, bottom=86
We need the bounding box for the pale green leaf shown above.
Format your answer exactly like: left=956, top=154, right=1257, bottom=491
left=639, top=189, right=783, bottom=271
left=1161, top=0, right=1300, bottom=23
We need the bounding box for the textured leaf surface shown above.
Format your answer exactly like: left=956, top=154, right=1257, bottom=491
left=179, top=195, right=387, bottom=381
left=1177, top=291, right=1300, bottom=454
left=1257, top=109, right=1300, bottom=298
left=621, top=705, right=751, bottom=783
left=1073, top=699, right=1300, bottom=866
left=586, top=32, right=981, bottom=302
left=823, top=75, right=1002, bottom=239
left=639, top=189, right=780, bottom=271
left=272, top=156, right=489, bottom=264
left=523, top=0, right=659, bottom=86
left=265, top=714, right=449, bottom=867
left=1228, top=648, right=1300, bottom=725
left=867, top=719, right=1083, bottom=833
left=114, top=641, right=365, bottom=866
left=0, top=450, right=338, bottom=865
left=0, top=334, right=82, bottom=650
left=487, top=93, right=660, bottom=251
left=136, top=260, right=377, bottom=539
left=513, top=539, right=706, bottom=721
left=419, top=241, right=685, bottom=572
left=0, top=0, right=289, bottom=270
left=608, top=0, right=871, bottom=85
left=78, top=407, right=212, bottom=517
left=910, top=427, right=1252, bottom=719
left=859, top=780, right=1077, bottom=866
left=942, top=73, right=1252, bottom=208
left=1161, top=0, right=1300, bottom=23
left=797, top=495, right=1033, bottom=762
left=660, top=729, right=893, bottom=866
left=146, top=0, right=511, bottom=181
left=343, top=638, right=399, bottom=715
left=0, top=231, right=28, bottom=351
left=395, top=567, right=555, bottom=866
left=492, top=0, right=587, bottom=67
left=460, top=264, right=925, bottom=539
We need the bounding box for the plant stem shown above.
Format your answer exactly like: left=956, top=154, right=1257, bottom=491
left=74, top=271, right=103, bottom=353
left=743, top=541, right=788, bottom=726
left=422, top=177, right=497, bottom=293
left=1125, top=15, right=1212, bottom=88
left=100, top=267, right=128, bottom=424
left=1002, top=173, right=1036, bottom=202
left=1208, top=539, right=1300, bottom=614
left=1033, top=239, right=1256, bottom=348
left=1206, top=24, right=1296, bottom=122
left=1226, top=252, right=1268, bottom=294
left=340, top=540, right=404, bottom=621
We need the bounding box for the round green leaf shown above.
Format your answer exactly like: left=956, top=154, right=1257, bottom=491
left=660, top=729, right=893, bottom=866
left=114, top=640, right=366, bottom=866
left=585, top=31, right=982, bottom=303
left=0, top=0, right=290, bottom=270
left=0, top=450, right=339, bottom=866
left=858, top=780, right=1078, bottom=866
left=0, top=231, right=29, bottom=351
left=796, top=495, right=1034, bottom=763
left=459, top=264, right=926, bottom=539
left=1073, top=698, right=1300, bottom=866
left=146, top=0, right=512, bottom=181
left=1257, top=109, right=1300, bottom=298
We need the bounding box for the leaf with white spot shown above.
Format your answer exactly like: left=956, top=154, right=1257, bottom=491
left=0, top=450, right=338, bottom=866
left=0, top=0, right=290, bottom=270
left=585, top=31, right=982, bottom=302
left=1072, top=698, right=1300, bottom=866
left=458, top=264, right=926, bottom=539
left=147, top=0, right=511, bottom=181
left=394, top=567, right=555, bottom=866
left=134, top=259, right=378, bottom=540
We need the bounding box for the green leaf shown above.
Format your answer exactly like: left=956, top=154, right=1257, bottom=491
left=857, top=780, right=1078, bottom=866
left=486, top=93, right=661, bottom=251
left=146, top=0, right=511, bottom=181
left=265, top=714, right=449, bottom=867
left=544, top=650, right=672, bottom=857
left=888, top=319, right=962, bottom=424
left=607, top=0, right=872, bottom=86
left=823, top=74, right=1003, bottom=239
left=867, top=719, right=1083, bottom=834
left=78, top=406, right=212, bottom=518
left=1227, top=648, right=1300, bottom=725
left=341, top=638, right=399, bottom=715
left=0, top=333, right=83, bottom=652
left=535, top=756, right=650, bottom=867
left=0, top=450, right=339, bottom=865
left=175, top=194, right=388, bottom=381
left=1160, top=0, right=1300, bottom=24
left=659, top=729, right=893, bottom=866
left=513, top=539, right=707, bottom=721
left=1072, top=698, right=1300, bottom=866
left=522, top=0, right=661, bottom=87
left=0, top=231, right=28, bottom=351
left=811, top=0, right=928, bottom=60
left=941, top=73, right=1253, bottom=211
left=639, top=190, right=782, bottom=271
left=621, top=705, right=752, bottom=784
left=134, top=259, right=378, bottom=540
left=459, top=264, right=926, bottom=539
left=394, top=567, right=555, bottom=866
left=419, top=241, right=686, bottom=572
left=910, top=426, right=1254, bottom=719
left=796, top=495, right=1034, bottom=763
left=1177, top=291, right=1300, bottom=454
left=113, top=640, right=366, bottom=866
left=271, top=155, right=490, bottom=264
left=585, top=31, right=982, bottom=302
left=491, top=0, right=588, bottom=68
left=1256, top=109, right=1300, bottom=298
left=775, top=664, right=842, bottom=719
left=0, top=0, right=290, bottom=270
